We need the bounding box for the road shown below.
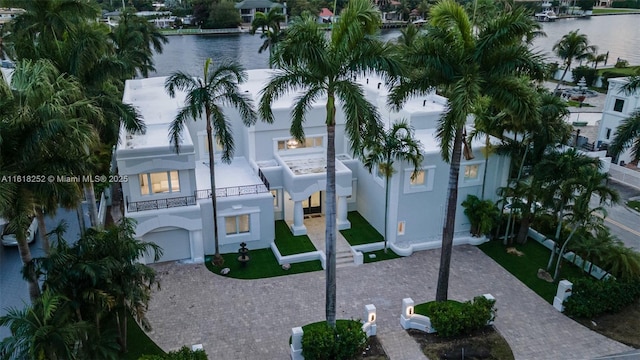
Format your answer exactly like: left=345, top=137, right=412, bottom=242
left=0, top=206, right=87, bottom=340
left=592, top=181, right=640, bottom=250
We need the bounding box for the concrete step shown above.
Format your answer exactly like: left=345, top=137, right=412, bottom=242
left=335, top=251, right=355, bottom=268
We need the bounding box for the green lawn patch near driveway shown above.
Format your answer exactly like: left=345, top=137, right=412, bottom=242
left=363, top=248, right=401, bottom=263
left=340, top=212, right=383, bottom=246
left=124, top=313, right=164, bottom=359
left=274, top=220, right=317, bottom=255
left=627, top=200, right=640, bottom=212
left=478, top=240, right=585, bottom=303
left=205, top=249, right=322, bottom=279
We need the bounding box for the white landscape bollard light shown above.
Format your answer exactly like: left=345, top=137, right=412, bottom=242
left=290, top=326, right=303, bottom=360
left=553, top=280, right=573, bottom=312
left=400, top=298, right=414, bottom=329
left=363, top=304, right=377, bottom=336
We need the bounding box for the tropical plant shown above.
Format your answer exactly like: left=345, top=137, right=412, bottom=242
left=587, top=52, right=608, bottom=71
left=363, top=120, right=423, bottom=252
left=552, top=30, right=596, bottom=91
left=165, top=58, right=258, bottom=266
left=389, top=0, right=544, bottom=301
left=259, top=0, right=402, bottom=325
left=0, top=59, right=99, bottom=299
left=249, top=7, right=286, bottom=66
left=461, top=194, right=500, bottom=237
left=0, top=291, right=88, bottom=360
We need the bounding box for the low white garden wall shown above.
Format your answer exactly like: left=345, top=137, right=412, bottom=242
left=270, top=242, right=326, bottom=269
left=400, top=294, right=496, bottom=334
left=390, top=234, right=488, bottom=257
left=528, top=228, right=610, bottom=280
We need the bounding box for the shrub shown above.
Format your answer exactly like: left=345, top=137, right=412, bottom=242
left=615, top=59, right=629, bottom=68
left=571, top=66, right=597, bottom=87
left=138, top=346, right=208, bottom=360
left=564, top=278, right=640, bottom=318
left=461, top=195, right=501, bottom=237
left=302, top=320, right=367, bottom=360
left=427, top=296, right=496, bottom=338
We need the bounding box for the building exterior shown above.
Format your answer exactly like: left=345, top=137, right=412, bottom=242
left=116, top=70, right=510, bottom=264
left=234, top=0, right=283, bottom=24
left=0, top=8, right=24, bottom=27
left=596, top=77, right=640, bottom=165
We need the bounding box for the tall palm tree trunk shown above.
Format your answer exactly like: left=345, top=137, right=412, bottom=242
left=383, top=173, right=390, bottom=253
left=436, top=127, right=463, bottom=302
left=35, top=207, right=50, bottom=255
left=84, top=182, right=99, bottom=228
left=17, top=230, right=41, bottom=302
left=325, top=96, right=337, bottom=328
left=206, top=116, right=223, bottom=266
left=554, top=61, right=572, bottom=91
left=481, top=135, right=490, bottom=200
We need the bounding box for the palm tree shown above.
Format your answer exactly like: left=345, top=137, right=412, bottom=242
left=165, top=58, right=258, bottom=266
left=249, top=7, right=286, bottom=66
left=363, top=121, right=423, bottom=253
left=587, top=52, right=608, bottom=71
left=0, top=291, right=87, bottom=360
left=260, top=0, right=402, bottom=326
left=552, top=30, right=596, bottom=91
left=1, top=59, right=99, bottom=300
left=389, top=0, right=544, bottom=301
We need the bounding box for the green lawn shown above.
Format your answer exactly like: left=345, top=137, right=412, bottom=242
left=627, top=200, right=640, bottom=212
left=567, top=100, right=594, bottom=107
left=289, top=319, right=360, bottom=344
left=597, top=66, right=640, bottom=76
left=205, top=249, right=322, bottom=279
left=414, top=300, right=463, bottom=316
left=340, top=212, right=383, bottom=246
left=123, top=314, right=164, bottom=359
left=478, top=240, right=586, bottom=303
left=274, top=220, right=317, bottom=256
left=592, top=8, right=638, bottom=14
left=363, top=248, right=401, bottom=263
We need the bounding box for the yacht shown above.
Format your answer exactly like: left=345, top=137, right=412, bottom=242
left=534, top=10, right=558, bottom=22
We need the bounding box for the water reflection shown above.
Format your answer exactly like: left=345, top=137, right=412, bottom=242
left=153, top=14, right=640, bottom=76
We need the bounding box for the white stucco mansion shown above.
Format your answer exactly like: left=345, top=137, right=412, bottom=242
left=596, top=77, right=640, bottom=166
left=116, top=70, right=510, bottom=264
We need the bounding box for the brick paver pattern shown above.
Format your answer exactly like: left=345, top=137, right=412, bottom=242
left=145, top=245, right=631, bottom=360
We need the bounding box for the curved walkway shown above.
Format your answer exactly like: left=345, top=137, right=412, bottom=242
left=145, top=245, right=631, bottom=360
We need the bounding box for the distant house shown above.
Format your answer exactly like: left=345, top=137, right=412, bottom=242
left=235, top=0, right=283, bottom=24
left=0, top=7, right=25, bottom=26
left=596, top=77, right=640, bottom=165
left=318, top=8, right=333, bottom=23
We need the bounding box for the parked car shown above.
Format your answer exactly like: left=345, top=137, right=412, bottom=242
left=1, top=217, right=38, bottom=246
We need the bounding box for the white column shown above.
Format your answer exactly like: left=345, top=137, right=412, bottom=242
left=190, top=230, right=204, bottom=264
left=336, top=196, right=350, bottom=230
left=291, top=200, right=307, bottom=235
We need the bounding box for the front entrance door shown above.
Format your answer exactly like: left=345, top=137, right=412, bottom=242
left=302, top=192, right=322, bottom=215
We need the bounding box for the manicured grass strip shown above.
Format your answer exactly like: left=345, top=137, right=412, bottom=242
left=627, top=200, right=640, bottom=212
left=597, top=66, right=640, bottom=76
left=363, top=248, right=401, bottom=263
left=340, top=212, right=383, bottom=246
left=205, top=248, right=322, bottom=279
left=478, top=240, right=585, bottom=303
left=124, top=314, right=165, bottom=359
left=593, top=8, right=638, bottom=14
left=274, top=220, right=317, bottom=256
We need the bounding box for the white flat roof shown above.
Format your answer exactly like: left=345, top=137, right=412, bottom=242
left=122, top=77, right=193, bottom=150
left=415, top=126, right=493, bottom=154
left=279, top=152, right=350, bottom=175
left=195, top=156, right=263, bottom=190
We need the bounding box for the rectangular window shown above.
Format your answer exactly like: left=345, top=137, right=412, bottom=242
left=606, top=128, right=612, bottom=140
left=225, top=215, right=250, bottom=235
left=614, top=98, right=624, bottom=112
left=205, top=136, right=224, bottom=153
left=277, top=136, right=323, bottom=151
left=397, top=221, right=405, bottom=235
left=139, top=171, right=180, bottom=195
left=410, top=170, right=425, bottom=186
left=464, top=164, right=479, bottom=180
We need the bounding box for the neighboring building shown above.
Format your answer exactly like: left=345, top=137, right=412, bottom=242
left=0, top=8, right=24, bottom=26
left=318, top=8, right=333, bottom=23
left=235, top=0, right=283, bottom=23
left=116, top=71, right=510, bottom=264
left=596, top=77, right=640, bottom=165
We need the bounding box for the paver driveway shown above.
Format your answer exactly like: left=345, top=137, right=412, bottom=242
left=145, top=245, right=631, bottom=360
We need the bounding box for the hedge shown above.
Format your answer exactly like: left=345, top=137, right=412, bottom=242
left=564, top=278, right=640, bottom=318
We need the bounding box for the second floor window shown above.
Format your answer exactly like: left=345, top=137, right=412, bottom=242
left=614, top=99, right=624, bottom=112
left=140, top=171, right=180, bottom=195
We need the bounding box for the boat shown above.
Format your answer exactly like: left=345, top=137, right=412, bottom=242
left=534, top=10, right=558, bottom=22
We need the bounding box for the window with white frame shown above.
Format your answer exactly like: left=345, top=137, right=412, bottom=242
left=464, top=164, right=479, bottom=180
left=139, top=171, right=180, bottom=195
left=225, top=214, right=250, bottom=235
left=277, top=136, right=323, bottom=151
left=403, top=166, right=435, bottom=193
left=613, top=98, right=624, bottom=112
left=409, top=170, right=425, bottom=186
